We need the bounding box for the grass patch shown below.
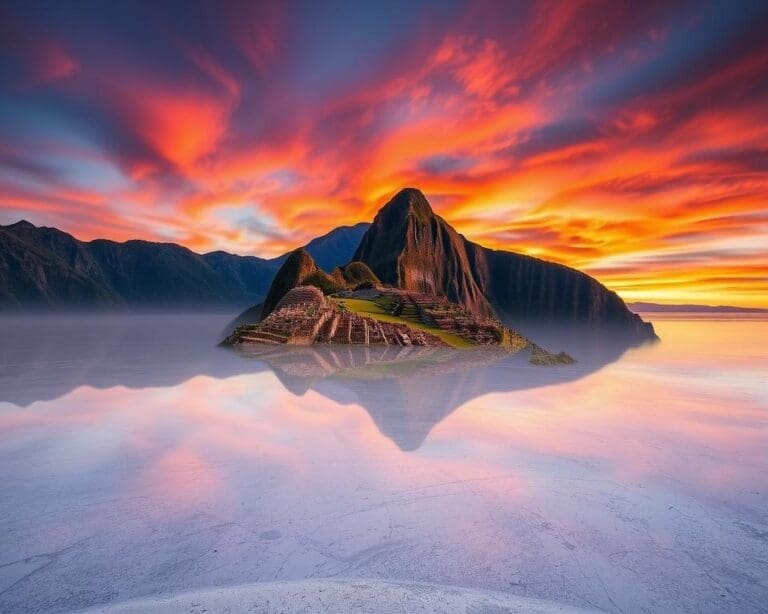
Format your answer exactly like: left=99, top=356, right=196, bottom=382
left=332, top=297, right=474, bottom=349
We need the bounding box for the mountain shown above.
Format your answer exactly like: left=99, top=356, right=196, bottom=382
left=261, top=249, right=328, bottom=317
left=0, top=219, right=373, bottom=310
left=270, top=222, right=370, bottom=272
left=628, top=302, right=768, bottom=313
left=0, top=191, right=657, bottom=341
left=259, top=249, right=381, bottom=319
left=354, top=188, right=655, bottom=340
left=352, top=191, right=492, bottom=315
left=0, top=220, right=277, bottom=309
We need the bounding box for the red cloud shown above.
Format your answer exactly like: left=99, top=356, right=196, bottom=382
left=3, top=0, right=768, bottom=307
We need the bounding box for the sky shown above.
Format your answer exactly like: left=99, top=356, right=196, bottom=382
left=1, top=0, right=767, bottom=307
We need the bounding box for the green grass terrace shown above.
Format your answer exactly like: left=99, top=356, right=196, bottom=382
left=331, top=296, right=475, bottom=349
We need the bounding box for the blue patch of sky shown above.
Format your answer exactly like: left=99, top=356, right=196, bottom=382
left=419, top=154, right=476, bottom=175
left=268, top=169, right=301, bottom=190
left=511, top=117, right=601, bottom=160
left=578, top=0, right=768, bottom=111
left=285, top=0, right=462, bottom=98
left=0, top=101, right=130, bottom=193
left=216, top=203, right=288, bottom=242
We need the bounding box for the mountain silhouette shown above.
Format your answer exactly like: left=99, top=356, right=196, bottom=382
left=354, top=188, right=655, bottom=340
left=0, top=221, right=368, bottom=310
left=270, top=222, right=370, bottom=272
left=0, top=221, right=277, bottom=309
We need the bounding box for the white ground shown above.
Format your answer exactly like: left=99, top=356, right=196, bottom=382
left=77, top=579, right=601, bottom=613
left=0, top=314, right=766, bottom=613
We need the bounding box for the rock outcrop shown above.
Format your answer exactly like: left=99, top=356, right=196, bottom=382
left=259, top=248, right=346, bottom=319
left=334, top=261, right=380, bottom=288
left=259, top=249, right=382, bottom=320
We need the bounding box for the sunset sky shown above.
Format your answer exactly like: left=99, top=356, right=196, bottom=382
left=1, top=0, right=767, bottom=306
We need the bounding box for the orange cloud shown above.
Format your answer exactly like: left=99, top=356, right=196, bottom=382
left=2, top=0, right=767, bottom=307
left=128, top=90, right=233, bottom=171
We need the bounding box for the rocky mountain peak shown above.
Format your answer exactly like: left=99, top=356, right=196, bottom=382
left=376, top=187, right=434, bottom=223
left=5, top=220, right=37, bottom=230
left=353, top=188, right=493, bottom=316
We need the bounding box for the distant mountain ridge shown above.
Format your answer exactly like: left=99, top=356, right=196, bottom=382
left=0, top=220, right=276, bottom=309
left=629, top=302, right=767, bottom=313
left=269, top=222, right=370, bottom=272
left=0, top=220, right=365, bottom=309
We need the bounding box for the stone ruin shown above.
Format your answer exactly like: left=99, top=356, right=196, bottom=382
left=375, top=290, right=523, bottom=347
left=274, top=285, right=326, bottom=311
left=222, top=286, right=570, bottom=363
left=225, top=285, right=447, bottom=347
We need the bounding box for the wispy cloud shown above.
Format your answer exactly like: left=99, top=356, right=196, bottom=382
left=0, top=0, right=767, bottom=305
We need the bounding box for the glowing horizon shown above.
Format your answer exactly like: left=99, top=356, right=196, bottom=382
left=1, top=1, right=767, bottom=307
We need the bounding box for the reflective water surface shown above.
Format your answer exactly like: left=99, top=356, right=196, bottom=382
left=0, top=313, right=766, bottom=613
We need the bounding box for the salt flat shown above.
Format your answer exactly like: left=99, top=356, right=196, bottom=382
left=76, top=578, right=601, bottom=613
left=0, top=313, right=766, bottom=613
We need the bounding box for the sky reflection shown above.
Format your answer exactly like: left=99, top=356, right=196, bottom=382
left=0, top=314, right=766, bottom=612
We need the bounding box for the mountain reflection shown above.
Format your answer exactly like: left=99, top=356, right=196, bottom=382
left=0, top=313, right=648, bottom=450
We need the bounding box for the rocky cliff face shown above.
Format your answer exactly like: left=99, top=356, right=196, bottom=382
left=354, top=188, right=655, bottom=340
left=353, top=188, right=493, bottom=316
left=464, top=241, right=655, bottom=336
